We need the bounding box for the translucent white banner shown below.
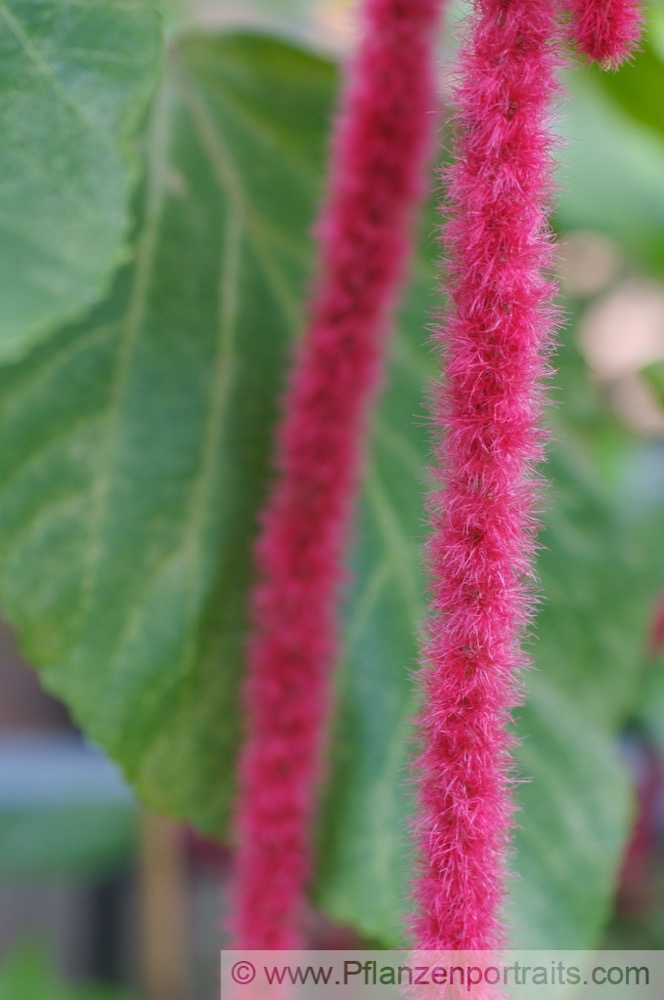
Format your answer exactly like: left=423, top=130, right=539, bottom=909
left=220, top=951, right=662, bottom=1000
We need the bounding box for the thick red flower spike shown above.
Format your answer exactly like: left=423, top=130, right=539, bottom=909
left=566, top=0, right=644, bottom=68
left=232, top=0, right=446, bottom=949
left=413, top=0, right=560, bottom=950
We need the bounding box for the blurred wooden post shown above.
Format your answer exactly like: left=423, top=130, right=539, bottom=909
left=139, top=812, right=188, bottom=1000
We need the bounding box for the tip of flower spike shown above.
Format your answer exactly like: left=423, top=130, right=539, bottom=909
left=568, top=0, right=644, bottom=70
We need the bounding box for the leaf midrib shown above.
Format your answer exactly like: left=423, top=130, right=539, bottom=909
left=78, top=76, right=174, bottom=617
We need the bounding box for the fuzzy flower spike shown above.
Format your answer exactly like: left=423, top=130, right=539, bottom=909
left=413, top=0, right=560, bottom=950
left=232, top=0, right=446, bottom=949
left=565, top=0, right=644, bottom=68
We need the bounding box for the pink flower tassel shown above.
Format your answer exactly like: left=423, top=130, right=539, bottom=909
left=565, top=0, right=644, bottom=68
left=232, top=0, right=446, bottom=949
left=413, top=0, right=560, bottom=950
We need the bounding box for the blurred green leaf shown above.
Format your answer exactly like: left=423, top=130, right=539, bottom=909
left=593, top=38, right=664, bottom=137
left=0, top=946, right=141, bottom=1000
left=556, top=73, right=664, bottom=272
left=0, top=0, right=163, bottom=359
left=641, top=664, right=664, bottom=759
left=0, top=32, right=654, bottom=949
left=0, top=804, right=135, bottom=880
left=642, top=361, right=664, bottom=406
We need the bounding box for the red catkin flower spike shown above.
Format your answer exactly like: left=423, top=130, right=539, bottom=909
left=566, top=0, right=644, bottom=68
left=232, top=0, right=446, bottom=949
left=413, top=0, right=560, bottom=950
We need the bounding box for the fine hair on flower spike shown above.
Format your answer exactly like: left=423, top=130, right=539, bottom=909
left=231, top=0, right=447, bottom=949
left=412, top=0, right=561, bottom=950
left=564, top=0, right=644, bottom=68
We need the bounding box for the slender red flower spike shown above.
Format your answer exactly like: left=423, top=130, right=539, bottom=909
left=413, top=0, right=560, bottom=950
left=565, top=0, right=643, bottom=68
left=232, top=0, right=446, bottom=949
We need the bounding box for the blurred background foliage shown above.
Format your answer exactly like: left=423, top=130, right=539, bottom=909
left=1, top=0, right=664, bottom=997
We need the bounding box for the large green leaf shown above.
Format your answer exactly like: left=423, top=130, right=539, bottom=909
left=0, top=30, right=334, bottom=834
left=0, top=33, right=652, bottom=948
left=0, top=0, right=163, bottom=358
